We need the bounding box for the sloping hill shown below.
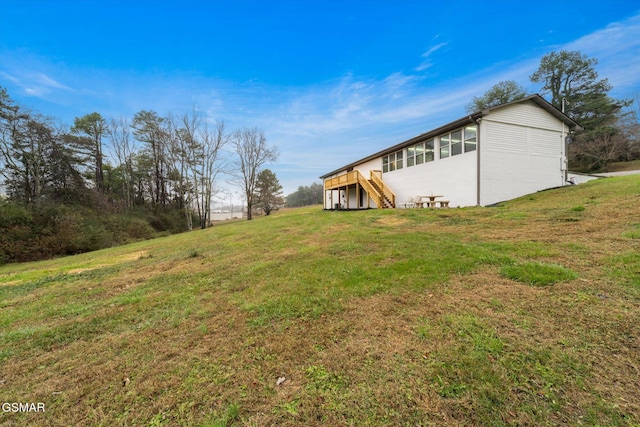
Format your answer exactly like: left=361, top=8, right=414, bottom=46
left=1, top=175, right=639, bottom=426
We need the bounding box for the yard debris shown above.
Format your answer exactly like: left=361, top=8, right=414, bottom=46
left=276, top=376, right=286, bottom=386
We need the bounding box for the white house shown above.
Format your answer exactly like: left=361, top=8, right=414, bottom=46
left=320, top=95, right=582, bottom=209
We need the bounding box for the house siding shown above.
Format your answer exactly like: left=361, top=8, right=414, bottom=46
left=383, top=150, right=477, bottom=207
left=321, top=95, right=576, bottom=209
left=485, top=100, right=563, bottom=132
left=480, top=102, right=565, bottom=206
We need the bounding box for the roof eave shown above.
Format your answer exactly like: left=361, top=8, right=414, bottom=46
left=319, top=113, right=482, bottom=179
left=320, top=94, right=582, bottom=179
left=478, top=94, right=582, bottom=131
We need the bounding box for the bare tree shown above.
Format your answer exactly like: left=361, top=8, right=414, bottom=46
left=569, top=131, right=628, bottom=171
left=196, top=120, right=228, bottom=228
left=108, top=117, right=137, bottom=209
left=170, top=110, right=202, bottom=230
left=167, top=111, right=228, bottom=230
left=230, top=127, right=278, bottom=220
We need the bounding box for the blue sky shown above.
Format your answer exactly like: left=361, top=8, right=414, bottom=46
left=1, top=0, right=639, bottom=198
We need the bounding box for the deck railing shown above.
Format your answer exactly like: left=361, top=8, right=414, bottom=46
left=370, top=170, right=396, bottom=208
left=324, top=170, right=390, bottom=209
left=323, top=170, right=359, bottom=190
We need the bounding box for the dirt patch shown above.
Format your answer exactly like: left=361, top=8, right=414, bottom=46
left=374, top=216, right=409, bottom=227
left=67, top=266, right=105, bottom=274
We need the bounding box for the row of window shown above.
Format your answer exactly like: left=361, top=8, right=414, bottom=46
left=383, top=125, right=477, bottom=173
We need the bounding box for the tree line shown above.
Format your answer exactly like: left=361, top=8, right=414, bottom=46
left=466, top=50, right=640, bottom=171
left=0, top=87, right=279, bottom=262
left=285, top=182, right=324, bottom=207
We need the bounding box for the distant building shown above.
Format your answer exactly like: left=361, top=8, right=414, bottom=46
left=320, top=95, right=581, bottom=209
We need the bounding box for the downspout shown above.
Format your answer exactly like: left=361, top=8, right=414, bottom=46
left=562, top=120, right=567, bottom=185
left=562, top=97, right=568, bottom=185
left=323, top=182, right=327, bottom=209
left=474, top=116, right=482, bottom=206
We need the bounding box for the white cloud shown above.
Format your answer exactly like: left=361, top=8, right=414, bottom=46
left=0, top=71, right=20, bottom=84
left=415, top=42, right=448, bottom=71
left=260, top=12, right=640, bottom=192
left=2, top=12, right=638, bottom=195
left=1, top=58, right=75, bottom=98
left=32, top=72, right=73, bottom=91
left=563, top=12, right=640, bottom=95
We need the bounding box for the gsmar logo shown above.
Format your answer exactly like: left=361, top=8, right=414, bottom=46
left=2, top=402, right=45, bottom=413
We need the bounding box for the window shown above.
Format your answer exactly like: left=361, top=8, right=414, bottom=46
left=440, top=134, right=450, bottom=159
left=407, top=142, right=428, bottom=167
left=396, top=151, right=403, bottom=170
left=440, top=126, right=476, bottom=158
left=407, top=145, right=416, bottom=167
left=464, top=125, right=477, bottom=152
left=417, top=142, right=426, bottom=164
left=382, top=150, right=403, bottom=173
left=425, top=139, right=434, bottom=162
left=451, top=130, right=462, bottom=156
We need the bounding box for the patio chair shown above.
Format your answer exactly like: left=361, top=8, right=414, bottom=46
left=403, top=197, right=415, bottom=209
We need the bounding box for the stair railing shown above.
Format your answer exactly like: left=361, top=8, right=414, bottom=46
left=355, top=171, right=383, bottom=208
left=370, top=170, right=396, bottom=208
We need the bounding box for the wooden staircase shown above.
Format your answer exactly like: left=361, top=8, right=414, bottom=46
left=323, top=170, right=396, bottom=209
left=368, top=177, right=394, bottom=208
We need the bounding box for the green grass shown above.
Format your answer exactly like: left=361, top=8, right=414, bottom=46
left=1, top=175, right=639, bottom=426
left=604, top=159, right=640, bottom=172
left=500, top=262, right=578, bottom=286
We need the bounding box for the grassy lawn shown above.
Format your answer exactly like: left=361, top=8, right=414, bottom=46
left=604, top=159, right=640, bottom=172
left=1, top=175, right=639, bottom=426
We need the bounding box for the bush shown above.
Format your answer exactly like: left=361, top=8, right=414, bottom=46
left=0, top=200, right=185, bottom=263
left=104, top=214, right=156, bottom=242
left=145, top=207, right=188, bottom=233
left=72, top=219, right=114, bottom=253
left=0, top=200, right=37, bottom=263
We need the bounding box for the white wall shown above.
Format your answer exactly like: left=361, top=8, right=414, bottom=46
left=479, top=102, right=565, bottom=205
left=355, top=157, right=382, bottom=176
left=383, top=151, right=478, bottom=207
left=323, top=99, right=569, bottom=209
left=324, top=189, right=341, bottom=209
left=484, top=101, right=564, bottom=132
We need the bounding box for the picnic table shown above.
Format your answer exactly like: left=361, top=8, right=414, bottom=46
left=415, top=195, right=449, bottom=208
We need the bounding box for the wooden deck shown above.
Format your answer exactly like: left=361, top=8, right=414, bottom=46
left=324, top=170, right=396, bottom=209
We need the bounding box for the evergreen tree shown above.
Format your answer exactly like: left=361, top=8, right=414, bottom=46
left=254, top=169, right=284, bottom=216
left=131, top=111, right=170, bottom=205
left=285, top=183, right=323, bottom=207
left=530, top=50, right=628, bottom=136
left=71, top=112, right=107, bottom=192
left=530, top=50, right=631, bottom=170
left=466, top=81, right=527, bottom=113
